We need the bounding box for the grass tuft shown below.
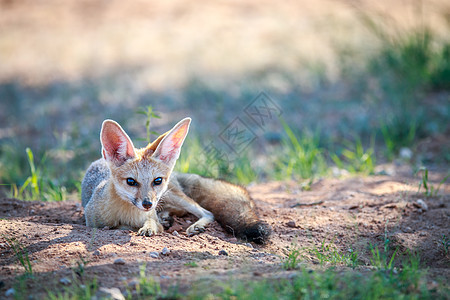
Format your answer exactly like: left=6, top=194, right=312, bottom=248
left=4, top=236, right=33, bottom=277
left=331, top=136, right=376, bottom=175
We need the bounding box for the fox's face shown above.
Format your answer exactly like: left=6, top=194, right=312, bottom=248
left=100, top=118, right=191, bottom=211
left=109, top=157, right=171, bottom=211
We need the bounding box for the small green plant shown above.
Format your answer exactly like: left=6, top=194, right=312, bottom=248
left=193, top=261, right=444, bottom=299
left=46, top=252, right=98, bottom=300
left=417, top=167, right=449, bottom=197
left=369, top=243, right=398, bottom=271
left=331, top=136, right=375, bottom=175
left=275, top=120, right=327, bottom=180
left=440, top=235, right=449, bottom=256
left=19, top=147, right=41, bottom=200
left=281, top=245, right=302, bottom=270
left=4, top=236, right=33, bottom=277
left=47, top=278, right=99, bottom=300
left=369, top=220, right=399, bottom=271
left=135, top=263, right=162, bottom=297
left=137, top=105, right=161, bottom=143
left=184, top=261, right=199, bottom=268
left=4, top=148, right=68, bottom=201
left=72, top=254, right=91, bottom=281
left=311, top=240, right=359, bottom=267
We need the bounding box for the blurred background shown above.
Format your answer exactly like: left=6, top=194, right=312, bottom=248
left=0, top=0, right=449, bottom=200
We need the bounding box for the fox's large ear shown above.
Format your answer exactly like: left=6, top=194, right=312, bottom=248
left=100, top=120, right=136, bottom=166
left=151, top=118, right=191, bottom=169
left=142, top=131, right=169, bottom=158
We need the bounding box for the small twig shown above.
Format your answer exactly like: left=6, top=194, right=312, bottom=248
left=291, top=200, right=324, bottom=208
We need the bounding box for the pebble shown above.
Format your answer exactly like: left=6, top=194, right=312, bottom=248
left=172, top=231, right=180, bottom=237
left=399, top=147, right=413, bottom=160
left=286, top=220, right=296, bottom=228
left=161, top=247, right=170, bottom=255
left=128, top=280, right=139, bottom=288
left=93, top=250, right=101, bottom=256
left=59, top=277, right=71, bottom=285
left=218, top=249, right=228, bottom=256
left=244, top=243, right=253, bottom=249
left=5, top=288, right=15, bottom=297
left=114, top=258, right=126, bottom=265
left=98, top=287, right=125, bottom=300
left=149, top=252, right=159, bottom=258
left=415, top=199, right=428, bottom=211
left=403, top=226, right=413, bottom=233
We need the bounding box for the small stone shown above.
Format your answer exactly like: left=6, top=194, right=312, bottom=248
left=128, top=280, right=138, bottom=288
left=286, top=220, right=296, bottom=228
left=403, top=226, right=413, bottom=233
left=98, top=287, right=125, bottom=300
left=399, top=147, right=413, bottom=160
left=415, top=199, right=428, bottom=211
left=172, top=231, right=180, bottom=237
left=160, top=275, right=170, bottom=279
left=244, top=243, right=253, bottom=248
left=114, top=258, right=126, bottom=265
left=93, top=250, right=101, bottom=256
left=161, top=247, right=170, bottom=255
left=5, top=288, right=15, bottom=297
left=59, top=277, right=71, bottom=285
left=218, top=249, right=228, bottom=256
left=149, top=252, right=159, bottom=258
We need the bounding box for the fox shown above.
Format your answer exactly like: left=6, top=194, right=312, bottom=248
left=81, top=118, right=271, bottom=244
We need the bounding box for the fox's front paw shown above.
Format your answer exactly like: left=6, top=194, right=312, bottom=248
left=186, top=216, right=213, bottom=236
left=186, top=224, right=206, bottom=236
left=138, top=220, right=163, bottom=236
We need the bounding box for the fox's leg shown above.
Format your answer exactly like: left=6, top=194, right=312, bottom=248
left=164, top=189, right=214, bottom=236
left=137, top=209, right=164, bottom=236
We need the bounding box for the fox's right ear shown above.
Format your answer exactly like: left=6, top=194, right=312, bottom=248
left=100, top=120, right=136, bottom=166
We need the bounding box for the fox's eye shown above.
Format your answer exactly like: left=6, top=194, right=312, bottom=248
left=153, top=177, right=163, bottom=186
left=126, top=178, right=139, bottom=187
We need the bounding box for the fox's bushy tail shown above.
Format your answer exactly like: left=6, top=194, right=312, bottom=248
left=175, top=173, right=271, bottom=244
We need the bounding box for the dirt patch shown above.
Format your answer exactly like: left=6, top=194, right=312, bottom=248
left=0, top=174, right=449, bottom=297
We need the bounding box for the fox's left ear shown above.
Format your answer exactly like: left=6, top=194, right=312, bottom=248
left=151, top=118, right=191, bottom=169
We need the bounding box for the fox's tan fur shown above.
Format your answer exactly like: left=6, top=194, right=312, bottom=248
left=81, top=118, right=270, bottom=243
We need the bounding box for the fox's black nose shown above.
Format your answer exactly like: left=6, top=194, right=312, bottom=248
left=142, top=198, right=153, bottom=210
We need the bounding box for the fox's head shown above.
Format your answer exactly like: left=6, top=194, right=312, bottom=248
left=100, top=118, right=191, bottom=211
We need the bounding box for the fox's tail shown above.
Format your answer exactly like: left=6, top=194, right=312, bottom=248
left=175, top=173, right=271, bottom=244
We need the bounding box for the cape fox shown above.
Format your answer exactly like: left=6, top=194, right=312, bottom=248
left=81, top=118, right=271, bottom=244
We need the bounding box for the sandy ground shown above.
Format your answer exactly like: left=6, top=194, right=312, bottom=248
left=0, top=171, right=448, bottom=298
